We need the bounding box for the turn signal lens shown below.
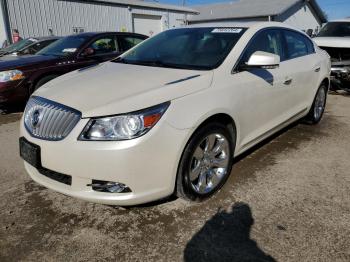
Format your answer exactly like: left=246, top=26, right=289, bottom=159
left=143, top=113, right=161, bottom=128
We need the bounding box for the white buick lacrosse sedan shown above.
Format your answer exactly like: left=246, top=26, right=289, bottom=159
left=20, top=22, right=331, bottom=205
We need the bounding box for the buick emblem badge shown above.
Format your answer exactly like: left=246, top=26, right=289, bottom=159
left=31, top=109, right=42, bottom=128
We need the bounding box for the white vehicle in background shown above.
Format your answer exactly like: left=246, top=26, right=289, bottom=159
left=313, top=19, right=350, bottom=91
left=20, top=22, right=330, bottom=206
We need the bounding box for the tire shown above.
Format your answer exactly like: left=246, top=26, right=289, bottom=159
left=34, top=75, right=59, bottom=91
left=304, top=83, right=327, bottom=124
left=176, top=122, right=235, bottom=201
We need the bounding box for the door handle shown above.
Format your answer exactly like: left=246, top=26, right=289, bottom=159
left=314, top=67, right=321, bottom=72
left=284, top=78, right=293, bottom=85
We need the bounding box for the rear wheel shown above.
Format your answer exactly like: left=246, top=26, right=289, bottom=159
left=304, top=84, right=327, bottom=124
left=176, top=122, right=235, bottom=201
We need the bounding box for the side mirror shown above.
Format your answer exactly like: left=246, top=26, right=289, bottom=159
left=81, top=47, right=95, bottom=57
left=245, top=51, right=280, bottom=69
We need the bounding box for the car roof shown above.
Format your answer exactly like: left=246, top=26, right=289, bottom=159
left=185, top=21, right=262, bottom=28
left=184, top=21, right=299, bottom=31
left=26, top=36, right=62, bottom=42
left=67, top=32, right=148, bottom=38
left=38, top=36, right=62, bottom=40
left=328, top=18, right=350, bottom=23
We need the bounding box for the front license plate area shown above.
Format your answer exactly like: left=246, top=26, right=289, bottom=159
left=19, top=137, right=41, bottom=168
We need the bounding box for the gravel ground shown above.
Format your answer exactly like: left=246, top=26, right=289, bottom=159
left=0, top=93, right=349, bottom=262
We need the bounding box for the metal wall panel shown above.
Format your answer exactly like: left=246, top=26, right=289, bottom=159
left=6, top=0, right=187, bottom=38
left=277, top=2, right=322, bottom=33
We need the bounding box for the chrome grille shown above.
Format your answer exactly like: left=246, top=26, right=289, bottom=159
left=24, top=96, right=81, bottom=141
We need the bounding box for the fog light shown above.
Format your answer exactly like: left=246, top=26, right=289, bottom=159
left=87, top=180, right=131, bottom=193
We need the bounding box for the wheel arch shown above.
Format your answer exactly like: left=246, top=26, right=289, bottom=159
left=174, top=112, right=238, bottom=198
left=176, top=112, right=239, bottom=171
left=194, top=113, right=237, bottom=152
left=29, top=72, right=62, bottom=93
left=320, top=77, right=330, bottom=91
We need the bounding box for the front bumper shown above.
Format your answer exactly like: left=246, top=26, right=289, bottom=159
left=331, top=66, right=350, bottom=80
left=20, top=116, right=191, bottom=206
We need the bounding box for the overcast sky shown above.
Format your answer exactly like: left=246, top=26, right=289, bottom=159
left=159, top=0, right=349, bottom=21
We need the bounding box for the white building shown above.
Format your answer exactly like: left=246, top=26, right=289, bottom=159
left=0, top=0, right=197, bottom=45
left=188, top=0, right=327, bottom=34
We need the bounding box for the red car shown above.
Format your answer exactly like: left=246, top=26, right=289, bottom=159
left=0, top=32, right=147, bottom=111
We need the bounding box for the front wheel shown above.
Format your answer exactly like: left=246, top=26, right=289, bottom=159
left=176, top=122, right=235, bottom=201
left=304, top=84, right=327, bottom=124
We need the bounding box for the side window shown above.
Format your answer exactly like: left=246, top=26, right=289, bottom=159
left=284, top=30, right=312, bottom=59
left=88, top=36, right=119, bottom=55
left=119, top=36, right=145, bottom=52
left=306, top=38, right=315, bottom=54
left=240, top=29, right=285, bottom=65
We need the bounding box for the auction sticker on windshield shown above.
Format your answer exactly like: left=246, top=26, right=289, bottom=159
left=212, top=28, right=243, bottom=33
left=62, top=48, right=77, bottom=53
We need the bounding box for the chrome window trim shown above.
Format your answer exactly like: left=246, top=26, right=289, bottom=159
left=232, top=27, right=316, bottom=74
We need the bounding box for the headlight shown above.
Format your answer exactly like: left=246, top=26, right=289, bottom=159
left=0, top=70, right=25, bottom=82
left=79, top=102, right=170, bottom=141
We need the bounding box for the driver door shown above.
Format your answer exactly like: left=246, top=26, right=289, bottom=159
left=232, top=29, right=298, bottom=149
left=69, top=35, right=121, bottom=71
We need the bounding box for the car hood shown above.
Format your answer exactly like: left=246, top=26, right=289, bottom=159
left=34, top=62, right=213, bottom=117
left=0, top=55, right=56, bottom=70
left=313, top=37, right=350, bottom=48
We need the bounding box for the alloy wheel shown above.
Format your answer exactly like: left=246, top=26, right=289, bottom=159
left=189, top=133, right=230, bottom=194
left=314, top=87, right=326, bottom=121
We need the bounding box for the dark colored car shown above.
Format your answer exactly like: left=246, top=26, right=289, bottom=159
left=0, top=36, right=61, bottom=57
left=0, top=32, right=147, bottom=108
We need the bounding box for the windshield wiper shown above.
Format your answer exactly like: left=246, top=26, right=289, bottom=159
left=125, top=60, right=191, bottom=69
left=113, top=58, right=168, bottom=67
left=113, top=58, right=210, bottom=70
left=113, top=57, right=129, bottom=63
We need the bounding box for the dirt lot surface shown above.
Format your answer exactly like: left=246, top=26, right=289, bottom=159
left=0, top=93, right=349, bottom=262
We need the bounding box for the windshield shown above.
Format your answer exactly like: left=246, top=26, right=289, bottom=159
left=317, top=22, right=350, bottom=37
left=2, top=38, right=35, bottom=53
left=37, top=36, right=88, bottom=57
left=115, top=27, right=247, bottom=70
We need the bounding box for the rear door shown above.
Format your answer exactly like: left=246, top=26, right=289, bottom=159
left=281, top=29, right=320, bottom=109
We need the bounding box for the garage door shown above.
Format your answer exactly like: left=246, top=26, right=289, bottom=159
left=132, top=14, right=162, bottom=37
